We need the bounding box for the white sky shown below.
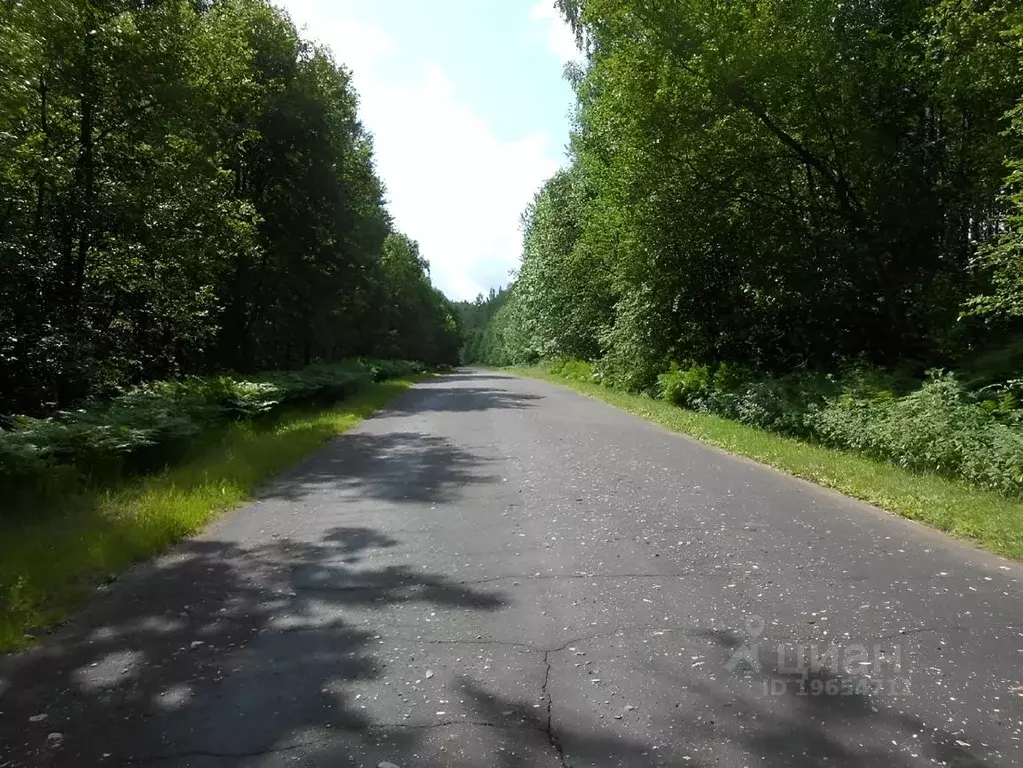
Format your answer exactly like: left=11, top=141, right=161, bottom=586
left=278, top=1, right=580, bottom=300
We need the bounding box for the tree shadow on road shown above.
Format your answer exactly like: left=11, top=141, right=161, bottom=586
left=1, top=404, right=1001, bottom=768
left=0, top=406, right=522, bottom=767
left=381, top=384, right=545, bottom=415
left=419, top=625, right=998, bottom=768
left=1, top=548, right=999, bottom=768
left=682, top=627, right=994, bottom=768
left=259, top=429, right=503, bottom=503
left=435, top=371, right=520, bottom=383
left=0, top=526, right=508, bottom=767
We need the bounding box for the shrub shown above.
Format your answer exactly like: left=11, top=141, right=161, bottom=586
left=542, top=358, right=598, bottom=383
left=811, top=371, right=1023, bottom=495
left=357, top=358, right=428, bottom=382
left=733, top=378, right=794, bottom=432
left=0, top=358, right=426, bottom=504
left=550, top=357, right=1023, bottom=496
left=657, top=363, right=711, bottom=407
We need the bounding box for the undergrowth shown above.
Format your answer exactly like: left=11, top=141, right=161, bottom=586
left=0, top=377, right=417, bottom=652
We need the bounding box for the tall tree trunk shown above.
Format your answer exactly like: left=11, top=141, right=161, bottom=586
left=33, top=74, right=48, bottom=235
left=71, top=75, right=95, bottom=324
left=56, top=12, right=97, bottom=407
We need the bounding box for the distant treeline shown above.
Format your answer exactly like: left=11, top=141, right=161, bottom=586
left=0, top=0, right=459, bottom=416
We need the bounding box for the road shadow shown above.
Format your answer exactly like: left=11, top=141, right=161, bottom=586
left=459, top=678, right=659, bottom=768
left=437, top=371, right=520, bottom=382
left=381, top=384, right=544, bottom=415
left=260, top=429, right=502, bottom=503
left=0, top=526, right=508, bottom=767
left=422, top=626, right=997, bottom=768
left=1, top=547, right=997, bottom=767
left=681, top=627, right=995, bottom=768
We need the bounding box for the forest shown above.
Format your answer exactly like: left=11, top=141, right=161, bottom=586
left=460, top=0, right=1023, bottom=497
left=0, top=0, right=460, bottom=421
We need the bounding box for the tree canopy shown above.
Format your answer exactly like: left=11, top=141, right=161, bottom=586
left=0, top=0, right=459, bottom=415
left=470, top=0, right=1023, bottom=390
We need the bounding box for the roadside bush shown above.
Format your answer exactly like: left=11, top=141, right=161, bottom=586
left=658, top=363, right=711, bottom=407
left=357, top=358, right=429, bottom=382
left=0, top=358, right=425, bottom=501
left=541, top=358, right=599, bottom=383
left=560, top=358, right=1023, bottom=496
left=658, top=363, right=834, bottom=435
left=811, top=371, right=1023, bottom=495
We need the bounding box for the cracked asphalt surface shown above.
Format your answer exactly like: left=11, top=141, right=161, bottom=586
left=2, top=369, right=1022, bottom=767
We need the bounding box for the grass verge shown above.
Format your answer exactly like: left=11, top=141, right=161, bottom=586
left=0, top=378, right=415, bottom=652
left=511, top=367, right=1023, bottom=562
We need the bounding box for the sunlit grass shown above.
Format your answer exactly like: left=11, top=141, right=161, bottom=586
left=0, top=379, right=414, bottom=652
left=513, top=367, right=1023, bottom=562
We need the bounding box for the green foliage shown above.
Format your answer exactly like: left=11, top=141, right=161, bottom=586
left=966, top=9, right=1023, bottom=319
left=458, top=167, right=614, bottom=370
left=0, top=358, right=425, bottom=502
left=540, top=358, right=598, bottom=383
left=376, top=234, right=461, bottom=366
left=514, top=167, right=613, bottom=361
left=812, top=372, right=1023, bottom=495
left=477, top=0, right=1023, bottom=377
left=358, top=358, right=430, bottom=382
left=0, top=0, right=457, bottom=417
left=469, top=0, right=1023, bottom=503
left=456, top=287, right=512, bottom=365
left=653, top=362, right=1023, bottom=496
left=971, top=160, right=1023, bottom=318
left=457, top=287, right=542, bottom=367
left=658, top=364, right=711, bottom=408
left=0, top=378, right=415, bottom=651
left=959, top=335, right=1023, bottom=389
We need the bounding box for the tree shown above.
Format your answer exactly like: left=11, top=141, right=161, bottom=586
left=0, top=0, right=457, bottom=415
left=969, top=8, right=1023, bottom=319
left=478, top=0, right=1023, bottom=388
left=514, top=166, right=612, bottom=361
left=378, top=233, right=460, bottom=365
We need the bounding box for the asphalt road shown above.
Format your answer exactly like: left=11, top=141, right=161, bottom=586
left=2, top=369, right=1022, bottom=768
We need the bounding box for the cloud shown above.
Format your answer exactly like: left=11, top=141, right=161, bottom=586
left=528, top=0, right=581, bottom=65
left=277, top=1, right=564, bottom=301
left=298, top=15, right=394, bottom=74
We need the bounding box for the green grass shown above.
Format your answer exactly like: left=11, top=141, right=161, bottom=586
left=0, top=378, right=415, bottom=652
left=512, top=367, right=1023, bottom=562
